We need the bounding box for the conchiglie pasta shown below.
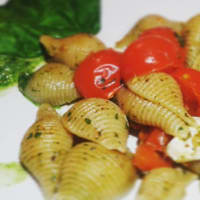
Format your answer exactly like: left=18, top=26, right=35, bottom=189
left=19, top=62, right=80, bottom=106
left=115, top=14, right=184, bottom=49
left=55, top=142, right=137, bottom=200
left=40, top=33, right=106, bottom=70
left=136, top=167, right=197, bottom=200
left=115, top=87, right=192, bottom=139
left=61, top=98, right=129, bottom=153
left=127, top=72, right=196, bottom=127
left=183, top=14, right=200, bottom=70
left=20, top=104, right=73, bottom=199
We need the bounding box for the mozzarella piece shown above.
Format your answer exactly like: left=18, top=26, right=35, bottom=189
left=167, top=117, right=200, bottom=162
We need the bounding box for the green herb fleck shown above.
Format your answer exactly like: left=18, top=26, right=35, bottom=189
left=115, top=113, right=119, bottom=120
left=35, top=132, right=42, bottom=138
left=27, top=133, right=33, bottom=140
left=67, top=111, right=72, bottom=117
left=174, top=32, right=185, bottom=47
left=51, top=175, right=57, bottom=182
left=85, top=118, right=91, bottom=124
left=178, top=127, right=184, bottom=131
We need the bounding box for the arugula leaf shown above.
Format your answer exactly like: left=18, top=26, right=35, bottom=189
left=0, top=0, right=100, bottom=58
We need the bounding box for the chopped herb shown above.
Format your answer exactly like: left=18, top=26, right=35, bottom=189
left=35, top=132, right=42, bottom=138
left=174, top=32, right=185, bottom=47
left=67, top=112, right=72, bottom=117
left=178, top=127, right=184, bottom=131
left=51, top=175, right=57, bottom=182
left=27, top=133, right=33, bottom=140
left=114, top=133, right=119, bottom=138
left=85, top=118, right=91, bottom=124
left=115, top=113, right=119, bottom=120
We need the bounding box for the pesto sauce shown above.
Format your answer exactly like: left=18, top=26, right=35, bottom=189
left=0, top=162, right=28, bottom=187
left=0, top=55, right=45, bottom=90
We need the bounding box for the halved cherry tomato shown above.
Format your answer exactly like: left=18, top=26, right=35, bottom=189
left=133, top=127, right=173, bottom=171
left=167, top=67, right=200, bottom=116
left=74, top=49, right=122, bottom=99
left=121, top=35, right=184, bottom=81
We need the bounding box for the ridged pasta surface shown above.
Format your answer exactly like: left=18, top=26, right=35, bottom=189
left=61, top=98, right=129, bottom=152
left=136, top=167, right=197, bottom=200
left=23, top=63, right=80, bottom=106
left=40, top=34, right=106, bottom=70
left=20, top=104, right=73, bottom=199
left=55, top=142, right=137, bottom=200
left=115, top=14, right=184, bottom=49
left=115, top=87, right=192, bottom=139
left=183, top=14, right=200, bottom=70
left=127, top=72, right=195, bottom=127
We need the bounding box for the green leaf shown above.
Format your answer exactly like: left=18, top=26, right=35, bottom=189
left=0, top=0, right=100, bottom=58
left=0, top=55, right=45, bottom=90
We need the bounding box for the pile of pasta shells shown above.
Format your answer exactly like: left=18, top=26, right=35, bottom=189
left=19, top=14, right=200, bottom=200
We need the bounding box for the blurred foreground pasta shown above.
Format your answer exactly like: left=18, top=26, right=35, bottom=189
left=55, top=142, right=137, bottom=200
left=20, top=104, right=73, bottom=199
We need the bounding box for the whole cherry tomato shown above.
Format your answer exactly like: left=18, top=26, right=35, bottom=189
left=139, top=27, right=186, bottom=65
left=74, top=49, right=122, bottom=99
left=121, top=35, right=184, bottom=81
left=139, top=27, right=183, bottom=45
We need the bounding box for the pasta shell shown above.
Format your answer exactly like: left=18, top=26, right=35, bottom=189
left=115, top=87, right=192, bottom=139
left=127, top=72, right=196, bottom=127
left=20, top=104, right=73, bottom=199
left=20, top=62, right=80, bottom=106
left=61, top=98, right=129, bottom=152
left=115, top=14, right=184, bottom=49
left=183, top=14, right=200, bottom=69
left=136, top=167, right=197, bottom=200
left=55, top=142, right=137, bottom=200
left=40, top=34, right=106, bottom=70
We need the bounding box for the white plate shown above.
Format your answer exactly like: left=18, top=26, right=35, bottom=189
left=0, top=0, right=200, bottom=199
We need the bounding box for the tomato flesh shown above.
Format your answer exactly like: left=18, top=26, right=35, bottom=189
left=74, top=49, right=122, bottom=99
left=133, top=127, right=173, bottom=171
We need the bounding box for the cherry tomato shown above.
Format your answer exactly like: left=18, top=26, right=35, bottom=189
left=139, top=27, right=186, bottom=65
left=74, top=49, right=122, bottom=99
left=167, top=67, right=200, bottom=116
left=133, top=127, right=173, bottom=171
left=139, top=27, right=181, bottom=44
left=121, top=35, right=184, bottom=81
left=132, top=143, right=172, bottom=171
left=139, top=127, right=172, bottom=152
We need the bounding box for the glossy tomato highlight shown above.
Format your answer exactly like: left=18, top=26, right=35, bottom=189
left=121, top=35, right=184, bottom=81
left=74, top=49, right=122, bottom=99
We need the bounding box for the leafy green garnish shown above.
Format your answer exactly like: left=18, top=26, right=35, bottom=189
left=0, top=55, right=45, bottom=90
left=0, top=0, right=100, bottom=58
left=0, top=0, right=100, bottom=90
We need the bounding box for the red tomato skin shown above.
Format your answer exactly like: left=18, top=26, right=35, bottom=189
left=74, top=49, right=122, bottom=99
left=139, top=27, right=179, bottom=44
left=139, top=27, right=186, bottom=67
left=121, top=35, right=184, bottom=82
left=167, top=67, right=200, bottom=116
